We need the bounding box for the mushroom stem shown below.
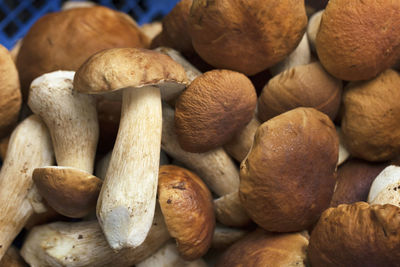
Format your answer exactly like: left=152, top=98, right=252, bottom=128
left=214, top=192, right=251, bottom=227
left=98, top=86, right=162, bottom=250
left=0, top=115, right=53, bottom=260
left=162, top=104, right=239, bottom=196
left=21, top=205, right=170, bottom=267
left=212, top=225, right=249, bottom=249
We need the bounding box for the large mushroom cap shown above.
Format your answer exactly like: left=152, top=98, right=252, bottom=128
left=158, top=165, right=215, bottom=260
left=0, top=45, right=21, bottom=138
left=33, top=166, right=102, bottom=218
left=16, top=6, right=150, bottom=99
left=308, top=202, right=400, bottom=267
left=74, top=47, right=188, bottom=98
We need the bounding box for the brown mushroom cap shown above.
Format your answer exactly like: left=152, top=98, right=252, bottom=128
left=316, top=0, right=400, bottom=81
left=309, top=202, right=400, bottom=267
left=174, top=69, right=257, bottom=153
left=189, top=0, right=307, bottom=76
left=341, top=69, right=400, bottom=162
left=216, top=229, right=309, bottom=267
left=16, top=6, right=149, bottom=99
left=240, top=107, right=338, bottom=232
left=330, top=159, right=387, bottom=207
left=33, top=166, right=102, bottom=218
left=0, top=45, right=21, bottom=139
left=258, top=62, right=342, bottom=122
left=74, top=47, right=188, bottom=96
left=158, top=165, right=215, bottom=260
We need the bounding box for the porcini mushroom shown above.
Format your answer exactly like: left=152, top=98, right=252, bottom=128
left=74, top=47, right=188, bottom=249
left=0, top=115, right=53, bottom=260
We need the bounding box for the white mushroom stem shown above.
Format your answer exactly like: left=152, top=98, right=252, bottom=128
left=21, top=205, right=170, bottom=267
left=137, top=242, right=208, bottom=267
left=368, top=165, right=400, bottom=206
left=212, top=225, right=248, bottom=249
left=224, top=116, right=261, bottom=163
left=270, top=33, right=311, bottom=76
left=97, top=86, right=162, bottom=250
left=0, top=115, right=53, bottom=260
left=214, top=192, right=251, bottom=227
left=307, top=10, right=324, bottom=52
left=162, top=104, right=240, bottom=196
left=28, top=71, right=98, bottom=173
left=336, top=127, right=350, bottom=166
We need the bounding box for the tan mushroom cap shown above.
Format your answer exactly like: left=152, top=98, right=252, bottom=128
left=258, top=62, right=342, bottom=122
left=240, top=107, right=338, bottom=232
left=216, top=229, right=309, bottom=267
left=16, top=6, right=149, bottom=99
left=189, top=0, right=307, bottom=75
left=174, top=69, right=257, bottom=153
left=74, top=47, right=188, bottom=97
left=316, top=0, right=400, bottom=81
left=0, top=45, right=21, bottom=139
left=33, top=166, right=102, bottom=218
left=158, top=165, right=215, bottom=260
left=341, top=69, right=400, bottom=162
left=308, top=202, right=400, bottom=267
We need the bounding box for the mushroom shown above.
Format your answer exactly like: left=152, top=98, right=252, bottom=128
left=158, top=165, right=215, bottom=260
left=140, top=22, right=162, bottom=41
left=175, top=69, right=257, bottom=153
left=161, top=103, right=239, bottom=196
left=21, top=205, right=170, bottom=267
left=240, top=108, right=338, bottom=232
left=316, top=0, right=400, bottom=81
left=368, top=165, right=400, bottom=206
left=137, top=242, right=207, bottom=267
left=213, top=192, right=251, bottom=227
left=0, top=136, right=9, bottom=161
left=341, top=69, right=400, bottom=161
left=211, top=225, right=248, bottom=250
left=258, top=61, right=342, bottom=123
left=0, top=115, right=53, bottom=260
left=307, top=10, right=323, bottom=52
left=331, top=159, right=387, bottom=207
left=74, top=47, right=188, bottom=249
left=216, top=229, right=309, bottom=267
left=0, top=246, right=26, bottom=267
left=189, top=0, right=308, bottom=75
left=308, top=202, right=400, bottom=266
left=0, top=44, right=21, bottom=139
left=336, top=127, right=350, bottom=166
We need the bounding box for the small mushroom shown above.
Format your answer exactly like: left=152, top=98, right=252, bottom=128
left=175, top=69, right=257, bottom=153
left=158, top=165, right=215, bottom=260
left=0, top=115, right=53, bottom=260
left=74, top=47, right=188, bottom=249
left=216, top=229, right=309, bottom=267
left=240, top=108, right=338, bottom=232
left=368, top=165, right=400, bottom=206
left=308, top=202, right=400, bottom=267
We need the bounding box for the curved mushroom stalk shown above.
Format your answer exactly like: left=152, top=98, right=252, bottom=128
left=0, top=115, right=53, bottom=260
left=137, top=242, right=208, bottom=267
left=214, top=192, right=251, bottom=227
left=162, top=104, right=240, bottom=196
left=28, top=71, right=98, bottom=173
left=21, top=206, right=170, bottom=267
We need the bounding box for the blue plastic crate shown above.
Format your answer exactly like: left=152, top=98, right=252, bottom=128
left=0, top=0, right=180, bottom=49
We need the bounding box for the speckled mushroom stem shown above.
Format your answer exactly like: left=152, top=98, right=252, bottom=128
left=0, top=115, right=53, bottom=260
left=97, top=86, right=162, bottom=250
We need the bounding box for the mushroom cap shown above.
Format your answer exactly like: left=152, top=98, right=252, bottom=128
left=174, top=69, right=257, bottom=153
left=33, top=166, right=102, bottom=218
left=0, top=45, right=21, bottom=139
left=341, top=69, right=400, bottom=162
left=189, top=0, right=307, bottom=75
left=216, top=229, right=309, bottom=267
left=330, top=159, right=387, bottom=207
left=16, top=6, right=149, bottom=98
left=308, top=202, right=400, bottom=267
left=158, top=165, right=215, bottom=260
left=316, top=0, right=400, bottom=81
left=258, top=62, right=342, bottom=122
left=368, top=165, right=400, bottom=207
left=74, top=48, right=188, bottom=97
left=240, top=107, right=338, bottom=232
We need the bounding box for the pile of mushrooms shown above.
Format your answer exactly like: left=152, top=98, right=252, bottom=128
left=1, top=0, right=400, bottom=266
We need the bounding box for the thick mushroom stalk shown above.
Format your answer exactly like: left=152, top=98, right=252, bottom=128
left=0, top=115, right=53, bottom=260
left=74, top=48, right=188, bottom=249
